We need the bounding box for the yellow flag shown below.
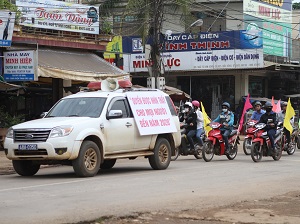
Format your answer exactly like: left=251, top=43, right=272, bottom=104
left=201, top=102, right=212, bottom=134
left=283, top=98, right=295, bottom=134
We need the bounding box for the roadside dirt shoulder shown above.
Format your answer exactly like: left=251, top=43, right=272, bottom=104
left=0, top=150, right=14, bottom=175
left=84, top=191, right=300, bottom=224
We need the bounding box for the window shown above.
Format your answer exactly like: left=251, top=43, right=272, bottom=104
left=46, top=97, right=106, bottom=118
left=165, top=96, right=177, bottom=116
left=111, top=99, right=129, bottom=118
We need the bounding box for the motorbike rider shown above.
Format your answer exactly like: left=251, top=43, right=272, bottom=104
left=192, top=100, right=204, bottom=149
left=179, top=102, right=197, bottom=151
left=277, top=101, right=294, bottom=146
left=213, top=102, right=234, bottom=154
left=250, top=101, right=265, bottom=121
left=258, top=101, right=278, bottom=153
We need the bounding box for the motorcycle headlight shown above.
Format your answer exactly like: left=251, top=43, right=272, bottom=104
left=6, top=128, right=13, bottom=139
left=49, top=126, right=73, bottom=138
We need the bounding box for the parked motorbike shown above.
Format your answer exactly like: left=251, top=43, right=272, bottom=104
left=202, top=122, right=239, bottom=162
left=243, top=120, right=258, bottom=155
left=250, top=123, right=283, bottom=162
left=171, top=125, right=205, bottom=161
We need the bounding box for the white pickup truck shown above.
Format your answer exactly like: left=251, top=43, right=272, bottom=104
left=4, top=88, right=181, bottom=177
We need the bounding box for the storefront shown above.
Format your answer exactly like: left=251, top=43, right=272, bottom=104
left=1, top=47, right=129, bottom=120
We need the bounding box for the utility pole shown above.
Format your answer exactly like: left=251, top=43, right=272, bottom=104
left=149, top=0, right=163, bottom=89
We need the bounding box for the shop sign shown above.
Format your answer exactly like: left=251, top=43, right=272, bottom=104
left=123, top=30, right=264, bottom=72
left=243, top=0, right=292, bottom=23
left=243, top=0, right=292, bottom=57
left=16, top=0, right=99, bottom=34
left=3, top=50, right=38, bottom=82
left=0, top=11, right=15, bottom=47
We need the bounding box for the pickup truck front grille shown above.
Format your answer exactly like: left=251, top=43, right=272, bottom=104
left=14, top=149, right=48, bottom=156
left=14, top=129, right=51, bottom=142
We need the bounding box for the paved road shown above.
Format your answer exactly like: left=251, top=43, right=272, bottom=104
left=1, top=147, right=300, bottom=224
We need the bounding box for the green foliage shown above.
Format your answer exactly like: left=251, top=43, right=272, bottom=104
left=293, top=3, right=300, bottom=10
left=0, top=106, right=24, bottom=128
left=100, top=0, right=193, bottom=42
left=101, top=19, right=112, bottom=34
left=0, top=0, right=22, bottom=24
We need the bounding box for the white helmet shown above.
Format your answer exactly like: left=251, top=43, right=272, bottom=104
left=184, top=102, right=193, bottom=108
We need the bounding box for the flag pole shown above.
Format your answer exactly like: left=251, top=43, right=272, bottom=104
left=233, top=123, right=241, bottom=148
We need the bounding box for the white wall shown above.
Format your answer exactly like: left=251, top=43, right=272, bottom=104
left=162, top=1, right=243, bottom=33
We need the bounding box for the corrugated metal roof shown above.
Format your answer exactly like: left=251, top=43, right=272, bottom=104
left=38, top=49, right=128, bottom=75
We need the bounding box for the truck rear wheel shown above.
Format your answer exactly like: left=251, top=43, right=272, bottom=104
left=149, top=138, right=171, bottom=170
left=12, top=160, right=40, bottom=176
left=72, top=141, right=101, bottom=177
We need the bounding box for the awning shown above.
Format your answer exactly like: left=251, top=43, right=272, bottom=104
left=0, top=80, right=23, bottom=92
left=38, top=49, right=129, bottom=82
left=242, top=96, right=281, bottom=104
left=284, top=94, right=300, bottom=98
left=163, top=85, right=191, bottom=102
left=132, top=85, right=190, bottom=102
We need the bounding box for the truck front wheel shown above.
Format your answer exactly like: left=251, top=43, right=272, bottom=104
left=72, top=141, right=101, bottom=177
left=12, top=160, right=40, bottom=176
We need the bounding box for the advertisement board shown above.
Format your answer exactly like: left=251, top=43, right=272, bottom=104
left=123, top=30, right=264, bottom=72
left=104, top=36, right=123, bottom=64
left=17, top=0, right=99, bottom=34
left=0, top=11, right=15, bottom=47
left=4, top=51, right=38, bottom=81
left=243, top=0, right=292, bottom=57
left=127, top=91, right=177, bottom=135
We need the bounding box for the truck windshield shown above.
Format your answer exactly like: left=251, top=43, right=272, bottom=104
left=46, top=97, right=107, bottom=118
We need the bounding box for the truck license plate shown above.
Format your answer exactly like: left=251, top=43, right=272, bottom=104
left=18, top=144, right=38, bottom=150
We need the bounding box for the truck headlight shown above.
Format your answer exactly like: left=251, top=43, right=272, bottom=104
left=6, top=128, right=13, bottom=138
left=49, top=126, right=73, bottom=138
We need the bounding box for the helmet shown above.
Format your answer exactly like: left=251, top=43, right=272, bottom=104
left=222, top=102, right=230, bottom=108
left=281, top=102, right=288, bottom=107
left=184, top=102, right=193, bottom=108
left=254, top=101, right=262, bottom=106
left=192, top=100, right=200, bottom=108
left=265, top=101, right=273, bottom=108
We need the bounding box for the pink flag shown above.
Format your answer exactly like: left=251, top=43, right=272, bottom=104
left=271, top=96, right=276, bottom=112
left=275, top=99, right=281, bottom=113
left=239, top=94, right=253, bottom=132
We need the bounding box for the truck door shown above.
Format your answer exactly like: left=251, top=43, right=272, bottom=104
left=104, top=97, right=134, bottom=152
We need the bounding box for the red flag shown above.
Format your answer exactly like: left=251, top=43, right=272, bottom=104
left=275, top=99, right=281, bottom=113
left=238, top=94, right=252, bottom=132
left=271, top=96, right=276, bottom=112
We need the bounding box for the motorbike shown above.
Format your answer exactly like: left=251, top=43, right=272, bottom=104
left=296, top=130, right=300, bottom=150
left=280, top=127, right=297, bottom=155
left=202, top=122, right=240, bottom=162
left=243, top=120, right=258, bottom=155
left=250, top=123, right=283, bottom=162
left=171, top=124, right=205, bottom=161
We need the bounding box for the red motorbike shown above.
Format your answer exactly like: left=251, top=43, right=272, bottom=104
left=202, top=122, right=240, bottom=162
left=243, top=120, right=258, bottom=155
left=250, top=123, right=283, bottom=162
